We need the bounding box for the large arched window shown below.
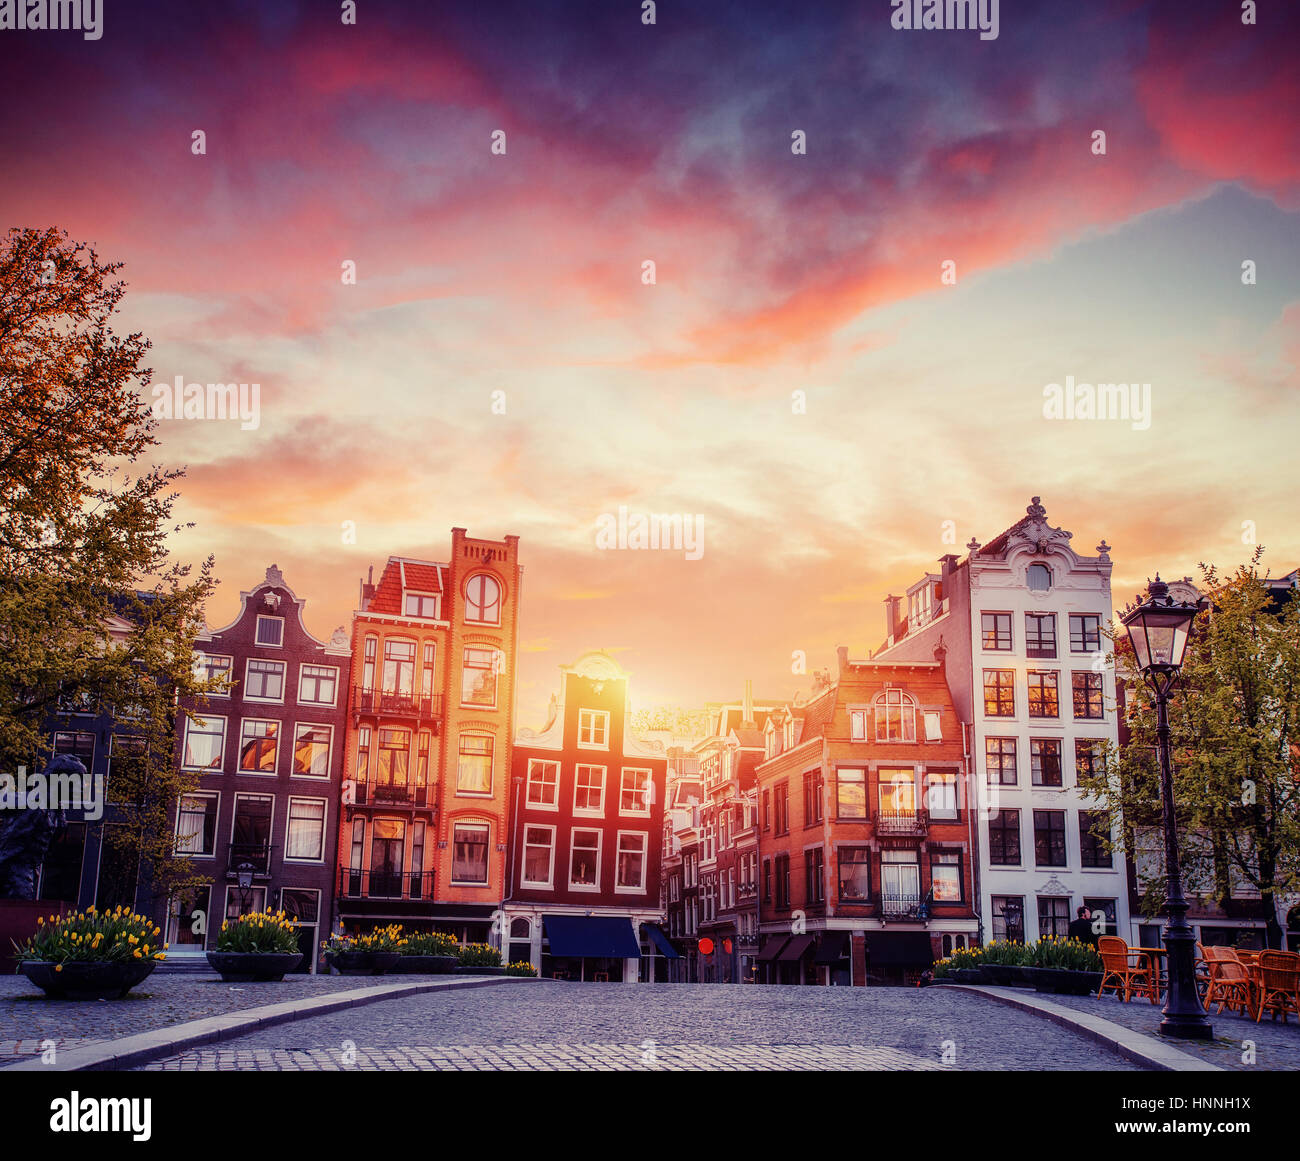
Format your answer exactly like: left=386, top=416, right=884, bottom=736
left=875, top=689, right=917, bottom=742
left=464, top=574, right=501, bottom=625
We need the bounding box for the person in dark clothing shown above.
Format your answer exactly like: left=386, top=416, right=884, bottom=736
left=1067, top=905, right=1097, bottom=946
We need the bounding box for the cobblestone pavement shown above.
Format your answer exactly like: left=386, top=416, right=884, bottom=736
left=1031, top=991, right=1300, bottom=1073
left=140, top=982, right=1139, bottom=1071
left=0, top=972, right=369, bottom=1066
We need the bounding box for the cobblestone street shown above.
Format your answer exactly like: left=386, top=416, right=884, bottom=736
left=139, top=982, right=1138, bottom=1071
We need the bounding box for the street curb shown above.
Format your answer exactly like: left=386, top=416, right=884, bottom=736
left=1, top=975, right=526, bottom=1072
left=950, top=985, right=1224, bottom=1072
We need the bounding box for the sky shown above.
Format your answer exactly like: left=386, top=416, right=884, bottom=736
left=2, top=0, right=1297, bottom=728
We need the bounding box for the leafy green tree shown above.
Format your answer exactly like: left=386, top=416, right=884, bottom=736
left=1083, top=551, right=1300, bottom=948
left=0, top=226, right=218, bottom=905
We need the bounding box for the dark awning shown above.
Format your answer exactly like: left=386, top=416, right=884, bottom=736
left=643, top=924, right=680, bottom=959
left=814, top=931, right=850, bottom=964
left=755, top=936, right=789, bottom=962
left=778, top=934, right=816, bottom=962
left=864, top=932, right=933, bottom=966
left=543, top=915, right=641, bottom=959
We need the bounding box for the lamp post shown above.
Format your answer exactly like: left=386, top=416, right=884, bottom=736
left=236, top=863, right=256, bottom=914
left=1121, top=575, right=1211, bottom=1040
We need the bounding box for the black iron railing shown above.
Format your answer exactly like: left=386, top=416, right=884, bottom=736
left=353, top=779, right=433, bottom=808
left=352, top=687, right=444, bottom=722
left=338, top=868, right=437, bottom=901
left=227, top=843, right=275, bottom=877
left=875, top=809, right=929, bottom=836
left=877, top=891, right=923, bottom=920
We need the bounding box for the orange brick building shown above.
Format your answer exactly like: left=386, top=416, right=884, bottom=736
left=335, top=528, right=521, bottom=942
left=754, top=646, right=977, bottom=985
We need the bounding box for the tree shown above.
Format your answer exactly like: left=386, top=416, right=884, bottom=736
left=0, top=226, right=218, bottom=906
left=1083, top=550, right=1300, bottom=948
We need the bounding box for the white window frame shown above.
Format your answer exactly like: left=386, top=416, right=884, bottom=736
left=194, top=652, right=233, bottom=696
left=237, top=717, right=280, bottom=776
left=577, top=708, right=610, bottom=750
left=460, top=647, right=501, bottom=710
left=573, top=764, right=606, bottom=817
left=254, top=615, right=284, bottom=647
left=926, top=769, right=958, bottom=820
left=450, top=821, right=492, bottom=886
left=610, top=831, right=643, bottom=891
left=297, top=663, right=340, bottom=707
left=619, top=767, right=653, bottom=816
left=525, top=758, right=559, bottom=810
left=175, top=791, right=220, bottom=857
left=521, top=823, right=556, bottom=888
left=284, top=796, right=328, bottom=863
left=464, top=574, right=502, bottom=626
left=403, top=591, right=440, bottom=619
left=243, top=657, right=287, bottom=703
left=291, top=722, right=333, bottom=779
left=569, top=827, right=603, bottom=892
left=183, top=713, right=226, bottom=771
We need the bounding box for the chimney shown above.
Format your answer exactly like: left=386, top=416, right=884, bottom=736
left=359, top=564, right=375, bottom=612
left=884, top=594, right=903, bottom=639
left=742, top=679, right=754, bottom=727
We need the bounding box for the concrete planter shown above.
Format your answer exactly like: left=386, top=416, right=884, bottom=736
left=326, top=950, right=401, bottom=976
left=206, top=951, right=303, bottom=982
left=952, top=967, right=987, bottom=984
left=20, top=959, right=156, bottom=1000
left=393, top=954, right=459, bottom=974
left=1025, top=967, right=1103, bottom=995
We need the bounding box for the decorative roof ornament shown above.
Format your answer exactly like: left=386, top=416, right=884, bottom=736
left=329, top=625, right=348, bottom=647
left=1096, top=539, right=1112, bottom=563
left=1026, top=496, right=1047, bottom=520
left=265, top=564, right=285, bottom=588
left=966, top=536, right=981, bottom=554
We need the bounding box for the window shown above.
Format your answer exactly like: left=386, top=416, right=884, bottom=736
left=1075, top=738, right=1103, bottom=782
left=52, top=729, right=95, bottom=765
left=804, top=847, right=825, bottom=904
left=464, top=574, right=502, bottom=624
left=838, top=848, right=871, bottom=900
left=383, top=639, right=416, bottom=695
left=1080, top=810, right=1112, bottom=868
left=421, top=643, right=436, bottom=699
left=255, top=616, right=283, bottom=646
left=992, top=895, right=1025, bottom=943
left=522, top=825, right=555, bottom=886
left=362, top=636, right=377, bottom=691
left=1070, top=613, right=1102, bottom=654
left=176, top=793, right=218, bottom=856
left=460, top=648, right=500, bottom=707
left=570, top=829, right=601, bottom=889
left=1030, top=738, right=1062, bottom=787
left=762, top=859, right=772, bottom=902
left=244, top=659, right=286, bottom=701
left=456, top=734, right=493, bottom=795
left=377, top=728, right=411, bottom=791
left=404, top=593, right=439, bottom=618
left=849, top=709, right=868, bottom=740
left=574, top=765, right=605, bottom=814
left=926, top=769, right=957, bottom=820
left=452, top=823, right=490, bottom=884
left=761, top=790, right=771, bottom=832
left=183, top=715, right=225, bottom=770
left=239, top=719, right=279, bottom=773
left=774, top=854, right=791, bottom=909
left=878, top=768, right=915, bottom=815
left=285, top=798, right=326, bottom=861
left=1026, top=670, right=1059, bottom=717
left=881, top=850, right=920, bottom=908
left=1033, top=810, right=1067, bottom=867
left=985, top=737, right=1017, bottom=786
left=1037, top=896, right=1070, bottom=939
left=620, top=768, right=651, bottom=815
left=578, top=709, right=609, bottom=748
left=802, top=770, right=823, bottom=824
left=526, top=759, right=559, bottom=808
left=292, top=724, right=331, bottom=778
left=988, top=809, right=1021, bottom=865
left=298, top=665, right=338, bottom=705
left=875, top=688, right=917, bottom=742
left=1083, top=897, right=1118, bottom=937
left=355, top=727, right=371, bottom=782
left=983, top=669, right=1015, bottom=716
left=774, top=783, right=789, bottom=834
left=1025, top=613, right=1057, bottom=658
left=836, top=768, right=866, bottom=819
left=617, top=832, right=648, bottom=891
left=194, top=653, right=232, bottom=694
left=1026, top=563, right=1052, bottom=592
left=1071, top=672, right=1105, bottom=719
left=368, top=819, right=406, bottom=897
left=931, top=851, right=962, bottom=901
left=231, top=794, right=273, bottom=869
left=981, top=612, right=1012, bottom=651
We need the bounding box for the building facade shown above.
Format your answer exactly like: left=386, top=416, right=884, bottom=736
left=337, top=528, right=521, bottom=944
left=504, top=652, right=671, bottom=983
left=875, top=497, right=1130, bottom=947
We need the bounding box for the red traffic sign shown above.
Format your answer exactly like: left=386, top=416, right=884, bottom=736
left=698, top=937, right=715, bottom=956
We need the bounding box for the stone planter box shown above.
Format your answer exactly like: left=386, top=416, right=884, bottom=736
left=20, top=959, right=156, bottom=1000
left=393, top=954, right=459, bottom=975
left=952, top=967, right=987, bottom=984
left=206, top=951, right=303, bottom=982
left=455, top=964, right=506, bottom=975
left=1025, top=967, right=1103, bottom=995
left=982, top=964, right=1021, bottom=987
left=326, top=950, right=402, bottom=976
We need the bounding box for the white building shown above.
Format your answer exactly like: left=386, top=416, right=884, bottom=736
left=874, top=497, right=1130, bottom=945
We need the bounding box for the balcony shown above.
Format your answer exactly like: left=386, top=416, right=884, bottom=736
left=226, top=843, right=275, bottom=878
left=353, top=779, right=434, bottom=809
left=338, top=868, right=437, bottom=901
left=875, top=809, right=929, bottom=837
left=877, top=892, right=923, bottom=920
left=352, top=687, right=444, bottom=725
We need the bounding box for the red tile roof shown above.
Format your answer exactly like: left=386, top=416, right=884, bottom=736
left=367, top=557, right=443, bottom=614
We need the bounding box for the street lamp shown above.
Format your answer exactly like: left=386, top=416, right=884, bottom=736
left=1122, top=575, right=1211, bottom=1040
left=236, top=863, right=256, bottom=914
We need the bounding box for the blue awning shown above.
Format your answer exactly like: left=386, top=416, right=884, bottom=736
left=644, top=924, right=680, bottom=959
left=544, top=914, right=642, bottom=959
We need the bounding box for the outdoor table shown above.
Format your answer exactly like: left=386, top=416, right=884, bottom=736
left=1134, top=947, right=1167, bottom=1002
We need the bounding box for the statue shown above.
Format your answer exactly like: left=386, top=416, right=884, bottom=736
left=0, top=754, right=80, bottom=900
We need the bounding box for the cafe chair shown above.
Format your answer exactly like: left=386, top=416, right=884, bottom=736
left=1097, top=936, right=1155, bottom=1004
left=1255, top=951, right=1300, bottom=1024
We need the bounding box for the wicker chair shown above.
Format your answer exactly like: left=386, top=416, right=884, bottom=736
left=1199, top=944, right=1254, bottom=1017
left=1255, top=951, right=1300, bottom=1024
left=1098, top=936, right=1155, bottom=1003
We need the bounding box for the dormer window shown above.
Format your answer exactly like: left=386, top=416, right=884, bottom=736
left=404, top=593, right=439, bottom=618
left=255, top=616, right=283, bottom=647
left=782, top=719, right=795, bottom=749
left=1027, top=563, right=1052, bottom=592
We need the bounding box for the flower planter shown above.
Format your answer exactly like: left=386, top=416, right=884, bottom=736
left=20, top=959, right=156, bottom=1000
left=1025, top=967, right=1103, bottom=995
left=326, top=950, right=401, bottom=976
left=393, top=954, right=459, bottom=975
left=982, top=964, right=1019, bottom=987
left=952, top=967, right=986, bottom=984
left=206, top=951, right=303, bottom=982
left=1013, top=966, right=1039, bottom=988
left=455, top=964, right=506, bottom=975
